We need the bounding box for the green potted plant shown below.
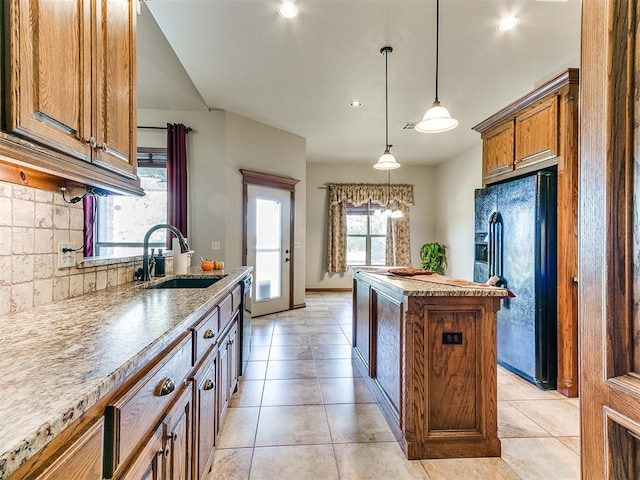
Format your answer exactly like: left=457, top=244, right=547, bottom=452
left=420, top=242, right=447, bottom=274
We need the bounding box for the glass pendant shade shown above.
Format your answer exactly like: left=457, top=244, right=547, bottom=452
left=374, top=148, right=401, bottom=170
left=415, top=100, right=459, bottom=133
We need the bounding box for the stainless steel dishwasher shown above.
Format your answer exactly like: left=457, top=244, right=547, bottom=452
left=240, top=274, right=252, bottom=375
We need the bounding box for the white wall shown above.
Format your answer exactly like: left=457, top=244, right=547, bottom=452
left=306, top=163, right=436, bottom=289
left=433, top=144, right=483, bottom=280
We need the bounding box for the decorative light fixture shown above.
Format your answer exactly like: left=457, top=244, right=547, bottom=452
left=278, top=1, right=299, bottom=19
left=350, top=100, right=363, bottom=107
left=415, top=0, right=458, bottom=133
left=374, top=46, right=401, bottom=170
left=497, top=16, right=521, bottom=31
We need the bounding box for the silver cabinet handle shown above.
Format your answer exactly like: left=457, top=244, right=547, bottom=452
left=204, top=329, right=215, bottom=339
left=204, top=379, right=215, bottom=391
left=86, top=137, right=97, bottom=148
left=157, top=378, right=176, bottom=396
left=100, top=143, right=108, bottom=152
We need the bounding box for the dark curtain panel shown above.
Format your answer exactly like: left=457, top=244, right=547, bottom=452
left=167, top=123, right=188, bottom=247
left=83, top=195, right=95, bottom=257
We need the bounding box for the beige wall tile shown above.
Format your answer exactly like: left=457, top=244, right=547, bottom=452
left=34, top=254, right=54, bottom=280
left=53, top=277, right=70, bottom=301
left=0, top=227, right=11, bottom=255
left=34, top=229, right=54, bottom=254
left=0, top=182, right=12, bottom=198
left=13, top=186, right=34, bottom=201
left=0, top=257, right=11, bottom=286
left=35, top=203, right=53, bottom=228
left=12, top=199, right=34, bottom=227
left=12, top=227, right=34, bottom=254
left=69, top=274, right=84, bottom=297
left=69, top=206, right=84, bottom=230
left=107, top=267, right=119, bottom=287
left=70, top=229, right=84, bottom=250
left=12, top=255, right=34, bottom=283
left=11, top=283, right=33, bottom=312
left=0, top=286, right=10, bottom=314
left=35, top=189, right=53, bottom=203
left=83, top=271, right=96, bottom=294
left=96, top=270, right=108, bottom=290
left=0, top=197, right=12, bottom=226
left=33, top=279, right=53, bottom=307
left=53, top=205, right=70, bottom=229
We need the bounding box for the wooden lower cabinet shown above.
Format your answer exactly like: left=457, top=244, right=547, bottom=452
left=164, top=385, right=192, bottom=480
left=353, top=280, right=372, bottom=374
left=37, top=419, right=104, bottom=480
left=192, top=353, right=218, bottom=480
left=116, top=424, right=164, bottom=480
left=218, top=317, right=239, bottom=424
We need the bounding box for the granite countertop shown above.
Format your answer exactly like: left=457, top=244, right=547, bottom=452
left=354, top=270, right=510, bottom=297
left=0, top=266, right=252, bottom=480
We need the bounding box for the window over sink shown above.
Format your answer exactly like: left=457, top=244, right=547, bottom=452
left=95, top=148, right=167, bottom=257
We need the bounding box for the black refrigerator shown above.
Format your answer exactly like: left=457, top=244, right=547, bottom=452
left=473, top=169, right=557, bottom=389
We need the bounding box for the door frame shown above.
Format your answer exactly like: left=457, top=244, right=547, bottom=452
left=240, top=169, right=300, bottom=312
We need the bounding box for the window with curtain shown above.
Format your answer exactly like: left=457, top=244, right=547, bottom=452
left=326, top=183, right=413, bottom=273
left=346, top=202, right=387, bottom=265
left=94, top=148, right=168, bottom=256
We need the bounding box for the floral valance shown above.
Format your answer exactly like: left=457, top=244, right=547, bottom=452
left=326, top=183, right=414, bottom=207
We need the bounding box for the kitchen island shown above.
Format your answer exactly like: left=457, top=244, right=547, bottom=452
left=352, top=269, right=510, bottom=460
left=0, top=266, right=251, bottom=480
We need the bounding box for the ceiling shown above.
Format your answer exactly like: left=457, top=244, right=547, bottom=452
left=138, top=0, right=581, bottom=166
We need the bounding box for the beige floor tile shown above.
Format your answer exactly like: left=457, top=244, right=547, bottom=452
left=274, top=317, right=308, bottom=326
left=334, top=442, right=429, bottom=480
left=255, top=405, right=331, bottom=446
left=251, top=324, right=274, bottom=335
left=249, top=334, right=271, bottom=347
left=270, top=333, right=311, bottom=346
left=217, top=407, right=260, bottom=448
left=319, top=377, right=376, bottom=404
left=558, top=436, right=581, bottom=455
left=249, top=444, right=338, bottom=480
left=261, top=378, right=322, bottom=405
left=248, top=346, right=270, bottom=361
left=501, top=437, right=580, bottom=480
left=312, top=344, right=353, bottom=359
left=498, top=402, right=551, bottom=438
left=309, top=333, right=349, bottom=345
left=315, top=359, right=362, bottom=378
left=325, top=403, right=395, bottom=443
left=421, top=457, right=518, bottom=479
left=509, top=399, right=579, bottom=437
left=273, top=324, right=309, bottom=334
left=269, top=344, right=314, bottom=360
left=265, top=360, right=317, bottom=380
left=243, top=361, right=267, bottom=380
left=230, top=380, right=264, bottom=407
left=306, top=324, right=344, bottom=334
left=210, top=448, right=252, bottom=480
left=304, top=315, right=338, bottom=323
left=497, top=369, right=559, bottom=401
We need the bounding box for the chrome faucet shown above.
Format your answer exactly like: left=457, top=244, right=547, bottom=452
left=141, top=224, right=190, bottom=281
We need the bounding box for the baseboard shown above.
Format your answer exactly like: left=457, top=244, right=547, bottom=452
left=292, top=303, right=306, bottom=309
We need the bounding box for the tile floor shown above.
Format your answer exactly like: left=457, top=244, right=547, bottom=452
left=210, top=292, right=580, bottom=480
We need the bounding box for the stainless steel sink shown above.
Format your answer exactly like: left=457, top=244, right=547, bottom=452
left=146, top=276, right=226, bottom=289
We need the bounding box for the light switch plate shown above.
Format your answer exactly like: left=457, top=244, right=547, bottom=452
left=211, top=241, right=221, bottom=250
left=58, top=242, right=76, bottom=268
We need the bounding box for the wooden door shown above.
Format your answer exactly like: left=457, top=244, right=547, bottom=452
left=6, top=0, right=93, bottom=161
left=93, top=0, right=137, bottom=178
left=164, top=385, right=192, bottom=480
left=193, top=356, right=217, bottom=480
left=580, top=0, right=640, bottom=477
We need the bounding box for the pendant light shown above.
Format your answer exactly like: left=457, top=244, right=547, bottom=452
left=415, top=0, right=458, bottom=133
left=374, top=46, right=401, bottom=170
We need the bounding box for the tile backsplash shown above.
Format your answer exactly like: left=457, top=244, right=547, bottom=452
left=0, top=180, right=156, bottom=315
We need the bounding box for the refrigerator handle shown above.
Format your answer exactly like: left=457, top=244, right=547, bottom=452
left=489, top=212, right=504, bottom=285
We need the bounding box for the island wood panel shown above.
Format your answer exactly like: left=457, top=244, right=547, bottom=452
left=515, top=96, right=559, bottom=169
left=374, top=290, right=402, bottom=422
left=353, top=280, right=373, bottom=374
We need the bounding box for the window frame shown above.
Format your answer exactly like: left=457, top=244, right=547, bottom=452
left=346, top=202, right=386, bottom=266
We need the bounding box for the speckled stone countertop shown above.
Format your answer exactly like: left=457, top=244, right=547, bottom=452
left=0, top=266, right=251, bottom=480
left=354, top=270, right=510, bottom=297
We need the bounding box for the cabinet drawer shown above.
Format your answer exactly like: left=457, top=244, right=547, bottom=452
left=219, top=293, right=233, bottom=332
left=232, top=284, right=242, bottom=312
left=104, top=334, right=192, bottom=477
left=193, top=307, right=219, bottom=366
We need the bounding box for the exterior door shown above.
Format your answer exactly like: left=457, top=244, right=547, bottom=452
left=580, top=1, right=640, bottom=477
left=247, top=184, right=291, bottom=316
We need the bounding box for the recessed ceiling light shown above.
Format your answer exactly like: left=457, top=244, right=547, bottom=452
left=497, top=16, right=521, bottom=31
left=278, top=2, right=299, bottom=19
left=350, top=100, right=363, bottom=107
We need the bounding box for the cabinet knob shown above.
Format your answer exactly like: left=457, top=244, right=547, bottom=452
left=167, top=431, right=178, bottom=442
left=86, top=137, right=97, bottom=149
left=157, top=378, right=176, bottom=396
left=204, top=379, right=215, bottom=391
left=204, top=329, right=215, bottom=339
left=100, top=142, right=108, bottom=152
left=163, top=446, right=170, bottom=458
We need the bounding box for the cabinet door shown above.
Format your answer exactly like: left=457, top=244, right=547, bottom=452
left=164, top=384, right=192, bottom=480
left=482, top=121, right=515, bottom=181
left=37, top=419, right=103, bottom=480
left=515, top=96, right=558, bottom=169
left=116, top=425, right=164, bottom=480
left=193, top=355, right=218, bottom=480
left=218, top=331, right=230, bottom=423
left=6, top=0, right=93, bottom=161
left=228, top=320, right=239, bottom=396
left=353, top=279, right=373, bottom=375
left=92, top=0, right=137, bottom=179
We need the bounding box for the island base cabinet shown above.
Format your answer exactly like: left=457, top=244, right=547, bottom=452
left=218, top=317, right=239, bottom=424
left=192, top=354, right=218, bottom=480
left=116, top=425, right=164, bottom=480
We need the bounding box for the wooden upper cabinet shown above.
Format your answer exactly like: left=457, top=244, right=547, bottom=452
left=1, top=0, right=141, bottom=195
left=482, top=121, right=515, bottom=181
left=92, top=0, right=137, bottom=179
left=515, top=96, right=558, bottom=169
